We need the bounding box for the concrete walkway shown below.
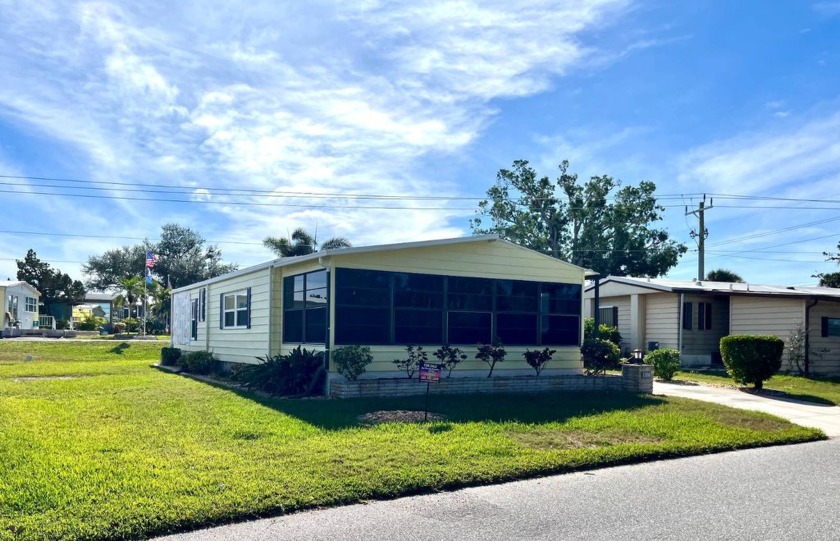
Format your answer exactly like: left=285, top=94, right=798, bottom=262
left=653, top=381, right=840, bottom=437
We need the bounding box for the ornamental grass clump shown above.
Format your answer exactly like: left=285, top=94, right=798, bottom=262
left=644, top=348, right=681, bottom=381
left=720, top=335, right=785, bottom=390
left=235, top=346, right=324, bottom=396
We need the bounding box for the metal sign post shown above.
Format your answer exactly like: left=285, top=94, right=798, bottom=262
left=418, top=361, right=444, bottom=422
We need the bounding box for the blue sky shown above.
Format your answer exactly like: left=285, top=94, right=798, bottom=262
left=1, top=0, right=840, bottom=287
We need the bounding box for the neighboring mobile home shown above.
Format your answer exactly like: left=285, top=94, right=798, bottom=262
left=171, top=236, right=592, bottom=389
left=584, top=276, right=840, bottom=374
left=1, top=280, right=41, bottom=330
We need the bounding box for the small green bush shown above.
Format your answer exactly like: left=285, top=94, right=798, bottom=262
left=392, top=345, right=427, bottom=378
left=332, top=345, right=373, bottom=381
left=178, top=351, right=218, bottom=375
left=645, top=348, right=681, bottom=381
left=581, top=338, right=621, bottom=375
left=433, top=345, right=467, bottom=377
left=720, top=335, right=785, bottom=389
left=475, top=342, right=506, bottom=377
left=160, top=347, right=182, bottom=367
left=523, top=347, right=556, bottom=376
left=235, top=346, right=325, bottom=396
left=583, top=318, right=622, bottom=347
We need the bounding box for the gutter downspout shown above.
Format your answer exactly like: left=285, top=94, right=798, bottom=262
left=805, top=299, right=819, bottom=375
left=318, top=256, right=331, bottom=396
left=678, top=293, right=684, bottom=354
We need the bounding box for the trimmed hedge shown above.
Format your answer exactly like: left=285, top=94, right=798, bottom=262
left=645, top=348, right=681, bottom=381
left=720, top=335, right=784, bottom=389
left=581, top=338, right=621, bottom=375
left=178, top=351, right=219, bottom=375
left=160, top=347, right=182, bottom=367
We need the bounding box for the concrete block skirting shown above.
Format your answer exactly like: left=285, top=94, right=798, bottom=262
left=330, top=364, right=653, bottom=398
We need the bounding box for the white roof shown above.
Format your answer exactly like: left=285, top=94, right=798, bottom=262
left=589, top=275, right=840, bottom=300
left=173, top=235, right=594, bottom=293
left=0, top=281, right=40, bottom=296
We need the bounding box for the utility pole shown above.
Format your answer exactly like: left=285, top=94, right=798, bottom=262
left=686, top=195, right=714, bottom=280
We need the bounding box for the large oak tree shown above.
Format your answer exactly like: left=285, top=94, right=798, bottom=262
left=471, top=160, right=686, bottom=277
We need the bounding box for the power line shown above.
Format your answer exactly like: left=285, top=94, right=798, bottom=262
left=0, top=229, right=265, bottom=246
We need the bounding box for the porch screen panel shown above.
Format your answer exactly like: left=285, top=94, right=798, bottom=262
left=334, top=269, right=390, bottom=345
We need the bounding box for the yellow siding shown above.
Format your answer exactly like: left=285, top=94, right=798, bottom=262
left=333, top=239, right=584, bottom=283
left=644, top=293, right=679, bottom=350
left=599, top=296, right=631, bottom=354
left=807, top=301, right=840, bottom=375
left=203, top=268, right=272, bottom=365
left=339, top=345, right=582, bottom=378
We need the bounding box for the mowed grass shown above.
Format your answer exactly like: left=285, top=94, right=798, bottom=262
left=0, top=341, right=825, bottom=540
left=676, top=369, right=840, bottom=405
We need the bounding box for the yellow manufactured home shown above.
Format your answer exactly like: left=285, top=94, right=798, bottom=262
left=171, top=236, right=592, bottom=387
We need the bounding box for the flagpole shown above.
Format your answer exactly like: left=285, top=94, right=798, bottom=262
left=143, top=267, right=147, bottom=336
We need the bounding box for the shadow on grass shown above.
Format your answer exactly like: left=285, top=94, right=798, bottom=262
left=110, top=342, right=130, bottom=355
left=159, top=368, right=667, bottom=430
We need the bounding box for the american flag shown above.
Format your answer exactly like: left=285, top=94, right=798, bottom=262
left=145, top=252, right=158, bottom=268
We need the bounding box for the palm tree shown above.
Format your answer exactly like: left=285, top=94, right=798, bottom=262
left=705, top=269, right=744, bottom=283
left=263, top=228, right=351, bottom=257
left=114, top=276, right=145, bottom=330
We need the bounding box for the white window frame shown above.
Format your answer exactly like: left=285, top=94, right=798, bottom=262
left=25, top=296, right=37, bottom=313
left=222, top=290, right=249, bottom=329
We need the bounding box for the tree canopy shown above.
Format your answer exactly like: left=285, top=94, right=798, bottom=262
left=706, top=269, right=744, bottom=282
left=471, top=160, right=686, bottom=277
left=816, top=242, right=840, bottom=288
left=16, top=249, right=86, bottom=312
left=83, top=223, right=238, bottom=291
left=263, top=228, right=352, bottom=258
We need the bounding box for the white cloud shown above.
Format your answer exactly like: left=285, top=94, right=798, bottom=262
left=0, top=0, right=633, bottom=279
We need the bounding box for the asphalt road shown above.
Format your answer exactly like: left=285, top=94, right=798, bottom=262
left=156, top=439, right=840, bottom=541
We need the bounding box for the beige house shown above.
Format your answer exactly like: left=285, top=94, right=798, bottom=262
left=171, top=236, right=593, bottom=390
left=1, top=280, right=41, bottom=331
left=584, top=276, right=840, bottom=374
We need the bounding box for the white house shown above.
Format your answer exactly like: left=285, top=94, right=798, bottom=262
left=584, top=276, right=840, bottom=374
left=1, top=280, right=41, bottom=331
left=171, top=235, right=594, bottom=388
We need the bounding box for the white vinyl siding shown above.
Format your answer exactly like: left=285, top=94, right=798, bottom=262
left=730, top=296, right=804, bottom=367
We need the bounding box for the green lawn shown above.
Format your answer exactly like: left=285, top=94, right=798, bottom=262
left=0, top=341, right=825, bottom=541
left=675, top=369, right=840, bottom=405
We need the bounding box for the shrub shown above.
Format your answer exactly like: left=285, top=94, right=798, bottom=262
left=178, top=351, right=219, bottom=375
left=581, top=338, right=621, bottom=375
left=392, top=344, right=428, bottom=378
left=160, top=347, right=182, bottom=367
left=332, top=345, right=373, bottom=381
left=583, top=318, right=622, bottom=346
left=645, top=348, right=681, bottom=381
left=433, top=345, right=468, bottom=377
left=55, top=319, right=70, bottom=330
left=123, top=317, right=139, bottom=333
left=720, top=335, right=785, bottom=389
left=523, top=347, right=556, bottom=376
left=475, top=342, right=506, bottom=377
left=112, top=322, right=127, bottom=334
left=235, top=346, right=325, bottom=396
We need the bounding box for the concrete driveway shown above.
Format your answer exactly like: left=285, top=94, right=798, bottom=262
left=654, top=381, right=840, bottom=437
